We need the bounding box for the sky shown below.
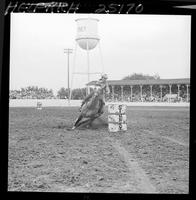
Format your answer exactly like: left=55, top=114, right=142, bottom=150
left=10, top=13, right=191, bottom=95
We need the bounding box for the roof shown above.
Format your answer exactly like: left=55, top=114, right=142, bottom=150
left=87, top=78, right=190, bottom=86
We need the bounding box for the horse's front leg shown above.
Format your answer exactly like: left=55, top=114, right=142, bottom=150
left=75, top=117, right=91, bottom=128
left=72, top=114, right=83, bottom=129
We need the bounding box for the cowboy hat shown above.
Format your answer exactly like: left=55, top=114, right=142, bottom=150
left=99, top=74, right=108, bottom=81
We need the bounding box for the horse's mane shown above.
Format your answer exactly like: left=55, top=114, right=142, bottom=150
left=87, top=92, right=100, bottom=109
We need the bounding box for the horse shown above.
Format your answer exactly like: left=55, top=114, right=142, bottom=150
left=72, top=83, right=110, bottom=129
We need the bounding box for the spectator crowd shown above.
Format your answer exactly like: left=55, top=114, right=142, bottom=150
left=105, top=84, right=190, bottom=102
left=9, top=84, right=190, bottom=102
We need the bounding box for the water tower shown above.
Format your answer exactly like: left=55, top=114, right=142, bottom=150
left=76, top=18, right=99, bottom=50
left=70, top=17, right=104, bottom=98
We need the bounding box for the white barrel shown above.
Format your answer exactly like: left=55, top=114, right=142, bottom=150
left=76, top=18, right=99, bottom=50
left=108, top=104, right=127, bottom=132
left=108, top=115, right=127, bottom=123
left=108, top=104, right=126, bottom=114
left=108, top=123, right=127, bottom=132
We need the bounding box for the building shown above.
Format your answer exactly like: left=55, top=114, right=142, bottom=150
left=87, top=78, right=190, bottom=102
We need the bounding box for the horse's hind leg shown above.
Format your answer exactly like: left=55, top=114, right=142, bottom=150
left=86, top=119, right=94, bottom=128
left=76, top=115, right=100, bottom=129
left=76, top=118, right=92, bottom=128
left=86, top=115, right=101, bottom=128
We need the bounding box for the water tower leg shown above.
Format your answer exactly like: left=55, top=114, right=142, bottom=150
left=70, top=43, right=78, bottom=101
left=87, top=39, right=90, bottom=95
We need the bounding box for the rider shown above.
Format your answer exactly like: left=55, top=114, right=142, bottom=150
left=80, top=74, right=108, bottom=115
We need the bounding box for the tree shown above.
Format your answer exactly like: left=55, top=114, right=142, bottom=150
left=71, top=88, right=86, bottom=99
left=57, top=87, right=68, bottom=99
left=122, top=73, right=160, bottom=80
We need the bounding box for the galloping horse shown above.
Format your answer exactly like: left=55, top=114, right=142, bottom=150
left=72, top=77, right=110, bottom=129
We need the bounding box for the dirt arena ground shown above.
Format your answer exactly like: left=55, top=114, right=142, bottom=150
left=8, top=106, right=189, bottom=193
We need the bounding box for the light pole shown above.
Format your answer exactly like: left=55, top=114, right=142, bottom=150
left=64, top=48, right=73, bottom=102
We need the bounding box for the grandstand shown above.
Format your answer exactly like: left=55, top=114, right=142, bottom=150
left=87, top=78, right=190, bottom=103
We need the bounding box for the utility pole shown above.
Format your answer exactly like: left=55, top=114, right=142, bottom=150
left=64, top=48, right=73, bottom=103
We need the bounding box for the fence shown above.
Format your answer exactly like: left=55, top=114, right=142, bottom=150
left=9, top=99, right=189, bottom=107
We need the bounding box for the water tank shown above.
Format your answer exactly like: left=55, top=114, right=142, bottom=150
left=76, top=18, right=99, bottom=50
